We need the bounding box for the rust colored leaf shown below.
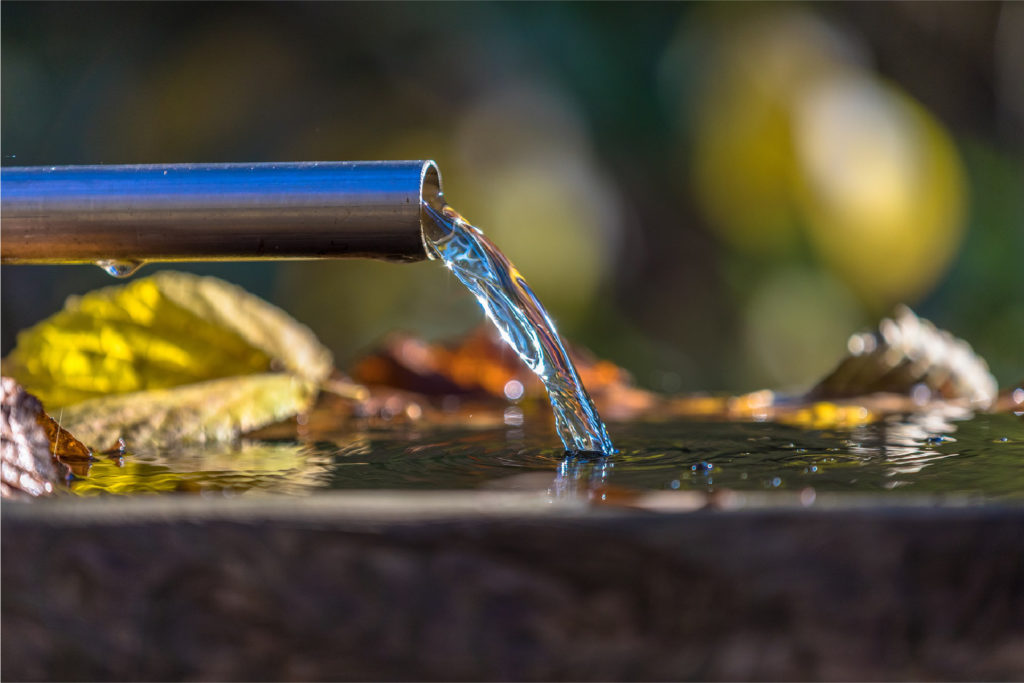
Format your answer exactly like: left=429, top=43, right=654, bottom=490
left=351, top=324, right=658, bottom=419
left=303, top=308, right=1003, bottom=442
left=36, top=411, right=94, bottom=462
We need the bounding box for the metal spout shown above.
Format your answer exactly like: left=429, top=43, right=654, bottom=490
left=0, top=161, right=443, bottom=266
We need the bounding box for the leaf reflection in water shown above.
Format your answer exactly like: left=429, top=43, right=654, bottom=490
left=71, top=441, right=335, bottom=496
left=846, top=411, right=965, bottom=482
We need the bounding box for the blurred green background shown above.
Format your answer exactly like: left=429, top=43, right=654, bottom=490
left=2, top=2, right=1021, bottom=394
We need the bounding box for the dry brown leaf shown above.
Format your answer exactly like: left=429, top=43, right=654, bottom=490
left=351, top=325, right=657, bottom=419
left=1, top=376, right=95, bottom=498
left=810, top=305, right=998, bottom=408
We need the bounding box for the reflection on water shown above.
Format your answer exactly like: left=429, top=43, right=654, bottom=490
left=846, top=412, right=965, bottom=486
left=552, top=455, right=613, bottom=499
left=70, top=412, right=1024, bottom=499
left=71, top=441, right=335, bottom=496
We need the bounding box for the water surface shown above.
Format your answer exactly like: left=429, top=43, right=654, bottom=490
left=71, top=412, right=1024, bottom=499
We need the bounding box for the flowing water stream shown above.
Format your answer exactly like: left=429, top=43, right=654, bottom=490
left=420, top=201, right=615, bottom=455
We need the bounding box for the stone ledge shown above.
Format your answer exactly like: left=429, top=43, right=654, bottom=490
left=3, top=493, right=1023, bottom=681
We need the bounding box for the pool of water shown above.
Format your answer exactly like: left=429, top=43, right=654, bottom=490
left=69, top=411, right=1024, bottom=499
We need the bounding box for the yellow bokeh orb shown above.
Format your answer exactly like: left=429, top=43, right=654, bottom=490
left=688, top=10, right=967, bottom=310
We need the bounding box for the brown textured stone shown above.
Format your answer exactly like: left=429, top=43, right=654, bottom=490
left=3, top=494, right=1023, bottom=681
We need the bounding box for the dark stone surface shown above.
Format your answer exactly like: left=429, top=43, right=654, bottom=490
left=3, top=494, right=1024, bottom=681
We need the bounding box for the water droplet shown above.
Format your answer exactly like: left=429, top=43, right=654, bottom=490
left=771, top=476, right=782, bottom=488
left=503, top=379, right=525, bottom=401
left=669, top=479, right=680, bottom=489
left=96, top=260, right=144, bottom=278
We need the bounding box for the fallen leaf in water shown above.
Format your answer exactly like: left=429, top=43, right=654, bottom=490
left=61, top=373, right=314, bottom=446
left=340, top=307, right=1004, bottom=439
left=352, top=325, right=658, bottom=419
left=1, top=377, right=61, bottom=498
left=809, top=305, right=997, bottom=409
left=36, top=408, right=94, bottom=463
left=662, top=390, right=776, bottom=420
left=1, top=376, right=97, bottom=498
left=655, top=308, right=999, bottom=430
left=775, top=401, right=876, bottom=430
left=2, top=272, right=333, bottom=446
left=4, top=271, right=331, bottom=407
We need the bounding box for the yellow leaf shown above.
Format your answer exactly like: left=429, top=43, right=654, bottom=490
left=2, top=272, right=333, bottom=446
left=4, top=271, right=331, bottom=408
left=61, top=373, right=314, bottom=446
left=775, top=401, right=876, bottom=430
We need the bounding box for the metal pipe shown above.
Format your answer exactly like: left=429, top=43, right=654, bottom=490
left=0, top=161, right=443, bottom=271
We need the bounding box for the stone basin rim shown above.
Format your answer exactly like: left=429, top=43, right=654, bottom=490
left=4, top=489, right=1023, bottom=525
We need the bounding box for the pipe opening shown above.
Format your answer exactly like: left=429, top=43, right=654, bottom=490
left=419, top=160, right=448, bottom=247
